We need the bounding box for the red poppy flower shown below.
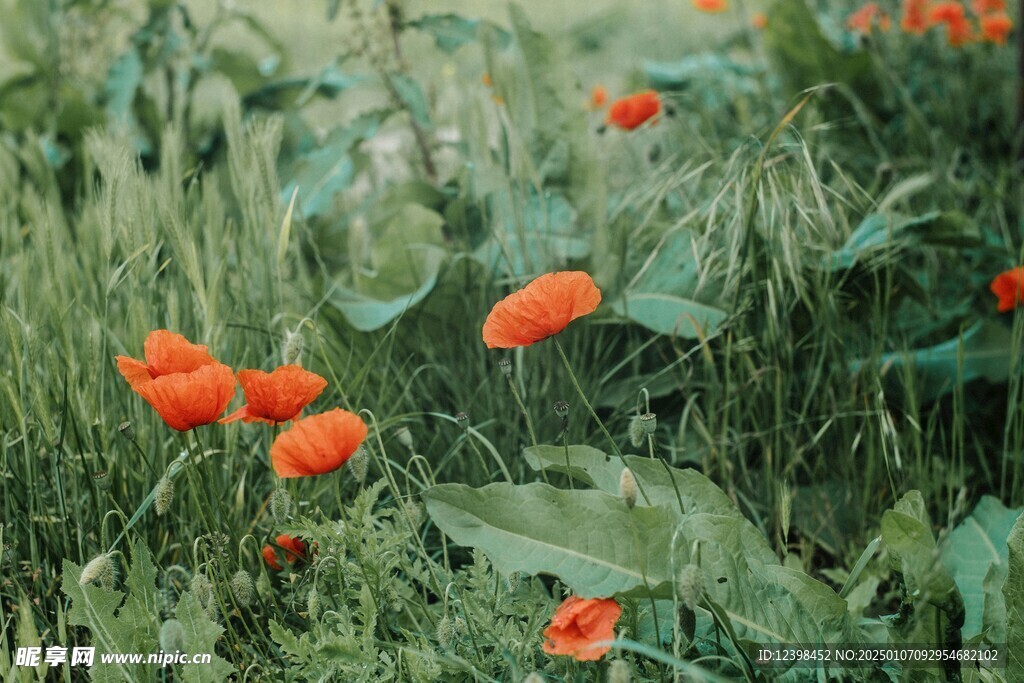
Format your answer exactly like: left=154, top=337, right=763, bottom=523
left=270, top=408, right=368, bottom=478
left=590, top=85, right=608, bottom=110
left=219, top=365, right=328, bottom=425
left=971, top=0, right=1006, bottom=13
left=605, top=91, right=661, bottom=131
left=929, top=2, right=975, bottom=45
left=847, top=3, right=892, bottom=33
left=542, top=596, right=621, bottom=661
left=900, top=0, right=930, bottom=33
left=262, top=534, right=308, bottom=571
left=979, top=12, right=1012, bottom=44
left=692, top=0, right=727, bottom=13
left=990, top=267, right=1024, bottom=312
left=115, top=330, right=235, bottom=431
left=482, top=271, right=602, bottom=349
left=751, top=12, right=768, bottom=29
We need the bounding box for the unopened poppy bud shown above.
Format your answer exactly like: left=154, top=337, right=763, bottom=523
left=159, top=619, right=186, bottom=653
left=307, top=588, right=321, bottom=620
left=205, top=599, right=220, bottom=624
left=454, top=616, right=467, bottom=636
left=455, top=412, right=470, bottom=430
left=639, top=412, right=657, bottom=435
left=348, top=445, right=369, bottom=484
left=523, top=674, right=544, bottom=683
left=628, top=415, right=644, bottom=447
left=282, top=328, right=304, bottom=366
left=608, top=660, right=632, bottom=683
left=154, top=476, right=174, bottom=516
left=506, top=571, right=521, bottom=593
left=395, top=426, right=414, bottom=451
left=677, top=564, right=704, bottom=611
left=269, top=488, right=292, bottom=524
left=498, top=358, right=512, bottom=377
left=403, top=500, right=423, bottom=527
left=553, top=401, right=569, bottom=418
left=190, top=573, right=213, bottom=605
left=118, top=421, right=135, bottom=441
left=93, top=469, right=112, bottom=491
left=436, top=615, right=455, bottom=649
left=80, top=553, right=115, bottom=588
left=230, top=570, right=255, bottom=607
left=619, top=468, right=638, bottom=509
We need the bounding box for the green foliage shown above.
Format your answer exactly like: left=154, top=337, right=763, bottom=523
left=1004, top=514, right=1024, bottom=679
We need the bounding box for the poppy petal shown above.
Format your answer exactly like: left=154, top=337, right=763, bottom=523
left=262, top=545, right=282, bottom=571
left=135, top=363, right=237, bottom=431
left=116, top=356, right=154, bottom=391
left=541, top=596, right=621, bottom=662
left=270, top=409, right=368, bottom=478
left=231, top=366, right=328, bottom=424
left=143, top=330, right=218, bottom=377
left=482, top=271, right=602, bottom=349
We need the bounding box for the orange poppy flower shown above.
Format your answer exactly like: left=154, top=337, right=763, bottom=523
left=751, top=12, right=768, bottom=29
left=692, top=0, right=727, bottom=13
left=979, top=12, right=1012, bottom=44
left=542, top=596, right=621, bottom=661
left=482, top=271, right=602, bottom=349
left=219, top=365, right=327, bottom=425
left=270, top=408, right=368, bottom=478
left=929, top=2, right=976, bottom=44
left=900, top=0, right=930, bottom=34
left=590, top=85, right=608, bottom=110
left=115, top=330, right=235, bottom=431
left=262, top=534, right=307, bottom=571
left=847, top=3, right=892, bottom=33
left=605, top=91, right=662, bottom=131
left=990, top=267, right=1024, bottom=312
left=971, top=0, right=1006, bottom=13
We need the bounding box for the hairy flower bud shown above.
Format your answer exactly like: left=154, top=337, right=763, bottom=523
left=436, top=615, right=456, bottom=649
left=395, top=426, right=414, bottom=451
left=619, top=468, right=638, bottom=509
left=677, top=564, right=704, bottom=612
left=159, top=619, right=186, bottom=653
left=506, top=571, right=521, bottom=593
left=523, top=674, right=544, bottom=683
left=154, top=476, right=174, bottom=516
left=190, top=572, right=213, bottom=606
left=307, top=588, right=321, bottom=620
left=80, top=553, right=116, bottom=589
left=269, top=488, right=292, bottom=524
left=230, top=570, right=255, bottom=607
left=628, top=415, right=645, bottom=447
left=608, top=660, right=632, bottom=683
left=282, top=327, right=304, bottom=366
left=348, top=445, right=369, bottom=484
left=403, top=500, right=423, bottom=528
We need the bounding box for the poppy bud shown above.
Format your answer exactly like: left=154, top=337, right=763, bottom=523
left=154, top=476, right=174, bottom=516
left=639, top=412, right=657, bottom=435
left=436, top=615, right=456, bottom=649
left=403, top=500, right=423, bottom=527
left=307, top=588, right=321, bottom=620
left=677, top=564, right=704, bottom=611
left=205, top=599, right=220, bottom=624
left=628, top=415, right=645, bottom=447
left=619, top=468, right=638, bottom=509
left=282, top=328, right=304, bottom=366
left=523, top=675, right=544, bottom=683
left=190, top=573, right=213, bottom=606
left=230, top=569, right=255, bottom=607
left=506, top=571, right=521, bottom=593
left=80, top=553, right=116, bottom=588
left=159, top=619, right=186, bottom=653
left=455, top=412, right=470, bottom=430
left=93, top=469, right=112, bottom=491
left=498, top=358, right=513, bottom=377
left=553, top=401, right=570, bottom=419
left=348, top=445, right=369, bottom=484
left=454, top=616, right=467, bottom=636
left=118, top=421, right=135, bottom=441
left=395, top=426, right=415, bottom=451
left=270, top=488, right=292, bottom=524
left=608, top=660, right=632, bottom=683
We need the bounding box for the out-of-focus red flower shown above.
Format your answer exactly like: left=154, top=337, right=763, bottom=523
left=979, top=12, right=1013, bottom=44
left=847, top=3, right=892, bottom=33
left=991, top=267, right=1024, bottom=312
left=262, top=534, right=308, bottom=571
left=590, top=85, right=608, bottom=110
left=220, top=365, right=327, bottom=425
left=971, top=0, right=1006, bottom=13
left=605, top=91, right=661, bottom=131
left=751, top=12, right=768, bottom=29
left=116, top=330, right=235, bottom=431
left=901, top=0, right=930, bottom=33
left=929, top=2, right=975, bottom=45
left=541, top=596, right=621, bottom=661
left=692, top=0, right=727, bottom=13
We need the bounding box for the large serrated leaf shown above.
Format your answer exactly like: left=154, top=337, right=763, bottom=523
left=1003, top=513, right=1024, bottom=679
left=940, top=497, right=1023, bottom=640
left=174, top=592, right=233, bottom=683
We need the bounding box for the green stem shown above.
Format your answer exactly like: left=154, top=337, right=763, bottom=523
left=505, top=375, right=538, bottom=448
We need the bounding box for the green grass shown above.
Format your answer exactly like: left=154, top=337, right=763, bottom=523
left=1, top=0, right=1023, bottom=680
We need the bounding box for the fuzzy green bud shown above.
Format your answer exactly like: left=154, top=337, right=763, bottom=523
left=80, top=553, right=116, bottom=589
left=204, top=599, right=220, bottom=624
left=506, top=571, right=521, bottom=593
left=154, top=476, right=174, bottom=516
left=619, top=468, right=638, bottom=509
left=523, top=674, right=545, bottom=683
left=639, top=412, right=657, bottom=435
left=282, top=328, right=304, bottom=366
left=269, top=488, right=292, bottom=524
left=436, top=615, right=455, bottom=649
left=403, top=500, right=423, bottom=528
left=677, top=564, right=704, bottom=612
left=230, top=570, right=255, bottom=607
left=628, top=415, right=645, bottom=447
left=348, top=445, right=369, bottom=484
left=307, top=588, right=321, bottom=620
left=190, top=572, right=213, bottom=606
left=159, top=619, right=186, bottom=653
left=395, top=426, right=414, bottom=451
left=607, top=660, right=632, bottom=683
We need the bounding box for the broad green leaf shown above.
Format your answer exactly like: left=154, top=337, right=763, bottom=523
left=882, top=492, right=960, bottom=609
left=644, top=53, right=760, bottom=109
left=1003, top=513, right=1024, bottom=678
left=105, top=48, right=143, bottom=126
left=823, top=211, right=980, bottom=271
left=174, top=592, right=234, bottom=683
left=408, top=14, right=512, bottom=54
left=940, top=497, right=1023, bottom=639
left=610, top=294, right=727, bottom=338
left=389, top=73, right=431, bottom=130
left=851, top=322, right=1012, bottom=403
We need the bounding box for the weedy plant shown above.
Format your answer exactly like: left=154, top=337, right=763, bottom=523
left=1, top=0, right=1023, bottom=681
